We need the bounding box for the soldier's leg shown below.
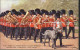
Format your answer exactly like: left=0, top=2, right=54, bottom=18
left=65, top=27, right=67, bottom=38
left=27, top=27, right=29, bottom=39
left=40, top=28, right=44, bottom=43
left=29, top=27, right=32, bottom=40
left=15, top=27, right=19, bottom=40
left=67, top=27, right=72, bottom=38
left=12, top=27, right=15, bottom=38
left=72, top=27, right=75, bottom=39
left=7, top=27, right=10, bottom=36
left=4, top=26, right=6, bottom=36
left=34, top=29, right=39, bottom=42
left=10, top=27, right=15, bottom=40
left=32, top=27, right=35, bottom=36
left=29, top=27, right=31, bottom=39
left=59, top=33, right=63, bottom=46
left=5, top=26, right=8, bottom=38
left=24, top=27, right=28, bottom=40
left=20, top=27, right=23, bottom=39
left=0, top=25, right=1, bottom=32
left=22, top=27, right=24, bottom=38
left=10, top=27, right=13, bottom=40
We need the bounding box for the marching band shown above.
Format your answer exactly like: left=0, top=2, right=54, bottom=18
left=0, top=8, right=77, bottom=45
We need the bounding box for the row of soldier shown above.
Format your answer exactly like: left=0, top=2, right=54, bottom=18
left=0, top=8, right=77, bottom=47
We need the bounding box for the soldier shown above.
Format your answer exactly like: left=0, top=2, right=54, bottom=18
left=49, top=10, right=56, bottom=30
left=60, top=9, right=68, bottom=39
left=20, top=11, right=31, bottom=40
left=33, top=8, right=43, bottom=43
left=41, top=9, right=47, bottom=34
left=2, top=12, right=6, bottom=36
left=67, top=10, right=77, bottom=39
left=55, top=12, right=63, bottom=47
left=15, top=11, right=22, bottom=40
left=19, top=9, right=26, bottom=40
left=28, top=10, right=35, bottom=40
left=10, top=9, right=17, bottom=40
left=5, top=10, right=11, bottom=38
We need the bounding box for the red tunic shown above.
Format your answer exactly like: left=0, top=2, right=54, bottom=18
left=68, top=17, right=74, bottom=27
left=60, top=17, right=66, bottom=27
left=49, top=17, right=55, bottom=27
left=28, top=17, right=34, bottom=27
left=35, top=17, right=42, bottom=29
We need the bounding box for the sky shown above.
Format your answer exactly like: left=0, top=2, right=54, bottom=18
left=1, top=0, right=19, bottom=13
left=0, top=0, right=47, bottom=13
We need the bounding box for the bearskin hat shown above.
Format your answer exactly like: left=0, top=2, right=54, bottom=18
left=51, top=10, right=56, bottom=15
left=19, top=9, right=26, bottom=15
left=57, top=10, right=61, bottom=14
left=45, top=10, right=49, bottom=15
left=56, top=12, right=60, bottom=18
left=31, top=10, right=36, bottom=15
left=6, top=10, right=10, bottom=15
left=35, top=8, right=41, bottom=15
left=11, top=9, right=17, bottom=15
left=61, top=9, right=66, bottom=15
left=69, top=10, right=73, bottom=15
left=41, top=9, right=46, bottom=15
left=17, top=11, right=21, bottom=15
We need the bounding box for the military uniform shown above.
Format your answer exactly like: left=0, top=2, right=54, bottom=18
left=34, top=8, right=43, bottom=43
left=60, top=9, right=67, bottom=38
left=67, top=10, right=77, bottom=39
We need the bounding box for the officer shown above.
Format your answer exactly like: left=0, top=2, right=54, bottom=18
left=67, top=10, right=77, bottom=39
left=60, top=9, right=68, bottom=39
left=55, top=12, right=63, bottom=47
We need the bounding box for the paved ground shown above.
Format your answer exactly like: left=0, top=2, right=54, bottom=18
left=0, top=31, right=78, bottom=50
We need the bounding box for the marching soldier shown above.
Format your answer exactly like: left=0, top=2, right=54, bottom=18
left=60, top=9, right=68, bottom=39
left=55, top=12, right=63, bottom=47
left=67, top=10, right=77, bottom=39
left=4, top=10, right=11, bottom=38
left=49, top=10, right=56, bottom=30
left=28, top=10, right=35, bottom=40
left=41, top=9, right=48, bottom=34
left=2, top=12, right=6, bottom=36
left=33, top=8, right=43, bottom=43
left=19, top=9, right=26, bottom=40
left=10, top=9, right=18, bottom=40
left=21, top=11, right=31, bottom=40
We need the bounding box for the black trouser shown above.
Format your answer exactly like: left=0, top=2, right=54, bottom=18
left=56, top=32, right=63, bottom=46
left=24, top=27, right=29, bottom=40
left=29, top=27, right=35, bottom=39
left=0, top=25, right=2, bottom=32
left=67, top=27, right=75, bottom=38
left=10, top=27, right=15, bottom=39
left=63, top=27, right=67, bottom=38
left=6, top=26, right=10, bottom=38
left=34, top=29, right=43, bottom=42
left=3, top=26, right=6, bottom=36
left=15, top=27, right=20, bottom=40
left=20, top=27, right=24, bottom=39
